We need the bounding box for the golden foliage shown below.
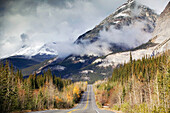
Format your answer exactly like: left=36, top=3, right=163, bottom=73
left=73, top=85, right=80, bottom=96
left=55, top=96, right=63, bottom=103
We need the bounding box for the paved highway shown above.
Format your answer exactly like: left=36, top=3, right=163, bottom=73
left=29, top=85, right=114, bottom=113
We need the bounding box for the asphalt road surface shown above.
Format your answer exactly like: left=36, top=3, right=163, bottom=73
left=29, top=85, right=114, bottom=113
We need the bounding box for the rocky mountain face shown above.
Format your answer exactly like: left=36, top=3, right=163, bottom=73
left=75, top=0, right=157, bottom=51
left=152, top=1, right=170, bottom=42
left=151, top=2, right=170, bottom=53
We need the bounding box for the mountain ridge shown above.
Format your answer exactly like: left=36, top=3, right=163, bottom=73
left=75, top=0, right=157, bottom=47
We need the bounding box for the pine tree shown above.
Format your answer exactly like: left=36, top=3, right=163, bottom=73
left=0, top=62, right=7, bottom=112
left=130, top=52, right=132, bottom=64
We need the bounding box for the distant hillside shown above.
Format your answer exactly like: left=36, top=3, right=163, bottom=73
left=0, top=56, right=40, bottom=70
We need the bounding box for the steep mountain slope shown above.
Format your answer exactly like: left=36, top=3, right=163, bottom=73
left=152, top=2, right=170, bottom=43
left=75, top=0, right=157, bottom=51
left=95, top=2, right=170, bottom=67
left=151, top=2, right=170, bottom=53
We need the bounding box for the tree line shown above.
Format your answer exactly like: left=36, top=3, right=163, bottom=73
left=0, top=61, right=87, bottom=112
left=94, top=51, right=169, bottom=113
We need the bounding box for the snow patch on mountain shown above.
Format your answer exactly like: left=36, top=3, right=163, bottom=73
left=98, top=48, right=154, bottom=67
left=53, top=65, right=66, bottom=71
left=92, top=59, right=102, bottom=64
left=114, top=12, right=130, bottom=18
left=97, top=36, right=169, bottom=67
left=80, top=70, right=94, bottom=74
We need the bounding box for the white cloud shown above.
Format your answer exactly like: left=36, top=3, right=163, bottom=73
left=99, top=21, right=152, bottom=48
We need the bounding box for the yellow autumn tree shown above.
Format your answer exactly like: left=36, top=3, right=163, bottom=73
left=73, top=85, right=80, bottom=103
left=73, top=85, right=80, bottom=97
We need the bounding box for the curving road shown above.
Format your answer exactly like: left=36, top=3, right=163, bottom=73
left=29, top=85, right=114, bottom=113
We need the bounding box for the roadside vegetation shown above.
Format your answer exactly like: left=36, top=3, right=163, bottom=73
left=94, top=51, right=170, bottom=113
left=0, top=62, right=87, bottom=113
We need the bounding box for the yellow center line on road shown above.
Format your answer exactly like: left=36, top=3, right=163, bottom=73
left=83, top=90, right=89, bottom=110
left=67, top=109, right=79, bottom=113
left=67, top=90, right=90, bottom=113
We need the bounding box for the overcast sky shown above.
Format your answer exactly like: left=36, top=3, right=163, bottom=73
left=0, top=0, right=169, bottom=58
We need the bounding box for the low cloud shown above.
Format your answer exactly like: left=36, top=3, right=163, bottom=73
left=99, top=21, right=152, bottom=49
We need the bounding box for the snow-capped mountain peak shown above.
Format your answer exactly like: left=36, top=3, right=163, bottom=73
left=75, top=0, right=158, bottom=53
left=38, top=43, right=58, bottom=56
left=11, top=42, right=58, bottom=58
